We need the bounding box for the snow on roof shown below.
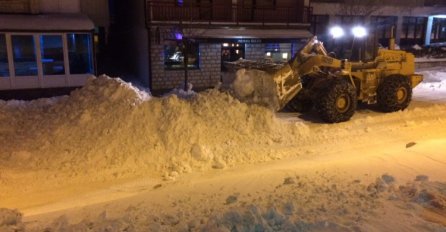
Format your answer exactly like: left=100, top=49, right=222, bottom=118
left=0, top=13, right=94, bottom=31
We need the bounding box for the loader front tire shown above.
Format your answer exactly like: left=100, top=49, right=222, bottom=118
left=377, top=75, right=412, bottom=112
left=315, top=80, right=357, bottom=123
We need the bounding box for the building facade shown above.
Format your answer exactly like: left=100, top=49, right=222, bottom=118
left=310, top=0, right=446, bottom=54
left=144, top=0, right=313, bottom=90
left=0, top=0, right=97, bottom=91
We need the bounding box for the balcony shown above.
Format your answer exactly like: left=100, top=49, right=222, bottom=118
left=146, top=1, right=312, bottom=27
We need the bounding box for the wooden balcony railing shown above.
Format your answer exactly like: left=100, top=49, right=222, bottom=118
left=146, top=1, right=312, bottom=26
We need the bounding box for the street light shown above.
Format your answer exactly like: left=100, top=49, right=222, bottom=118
left=351, top=26, right=367, bottom=38
left=329, top=26, right=345, bottom=39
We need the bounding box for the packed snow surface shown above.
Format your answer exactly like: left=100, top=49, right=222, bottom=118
left=1, top=68, right=446, bottom=231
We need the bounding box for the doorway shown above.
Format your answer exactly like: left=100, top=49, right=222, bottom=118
left=221, top=42, right=245, bottom=71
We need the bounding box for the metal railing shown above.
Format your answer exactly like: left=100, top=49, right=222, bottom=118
left=146, top=1, right=312, bottom=25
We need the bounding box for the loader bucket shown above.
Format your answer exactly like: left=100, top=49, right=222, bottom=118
left=228, top=62, right=302, bottom=111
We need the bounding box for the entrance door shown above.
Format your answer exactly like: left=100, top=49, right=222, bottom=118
left=221, top=42, right=245, bottom=71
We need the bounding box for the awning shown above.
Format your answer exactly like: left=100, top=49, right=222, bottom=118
left=185, top=28, right=313, bottom=39
left=0, top=14, right=95, bottom=31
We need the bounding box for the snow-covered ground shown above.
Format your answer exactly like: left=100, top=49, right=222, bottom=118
left=1, top=67, right=446, bottom=231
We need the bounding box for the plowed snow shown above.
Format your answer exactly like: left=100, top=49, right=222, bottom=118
left=1, top=67, right=446, bottom=231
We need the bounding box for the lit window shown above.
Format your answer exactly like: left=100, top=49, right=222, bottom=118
left=0, top=34, right=8, bottom=77
left=67, top=34, right=94, bottom=74
left=265, top=43, right=291, bottom=62
left=282, top=53, right=288, bottom=59
left=11, top=35, right=38, bottom=76
left=40, top=35, right=65, bottom=75
left=164, top=41, right=199, bottom=70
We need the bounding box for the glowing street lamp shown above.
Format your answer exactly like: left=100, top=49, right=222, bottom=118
left=351, top=26, right=367, bottom=38
left=329, top=26, right=345, bottom=39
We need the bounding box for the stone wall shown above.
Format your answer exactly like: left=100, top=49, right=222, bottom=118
left=245, top=43, right=265, bottom=61
left=150, top=42, right=221, bottom=90
left=149, top=35, right=304, bottom=90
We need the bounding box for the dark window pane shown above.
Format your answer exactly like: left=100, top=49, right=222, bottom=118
left=67, top=34, right=94, bottom=74
left=311, top=15, right=329, bottom=38
left=164, top=40, right=199, bottom=70
left=0, top=34, right=8, bottom=77
left=221, top=43, right=245, bottom=71
left=12, top=35, right=37, bottom=76
left=40, top=35, right=65, bottom=75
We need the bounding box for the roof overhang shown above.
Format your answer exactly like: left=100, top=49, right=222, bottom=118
left=0, top=14, right=94, bottom=32
left=431, top=14, right=446, bottom=18
left=184, top=28, right=312, bottom=39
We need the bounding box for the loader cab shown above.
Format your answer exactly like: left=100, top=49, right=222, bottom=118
left=324, top=24, right=392, bottom=62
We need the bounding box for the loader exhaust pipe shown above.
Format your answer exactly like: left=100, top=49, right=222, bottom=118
left=389, top=26, right=396, bottom=50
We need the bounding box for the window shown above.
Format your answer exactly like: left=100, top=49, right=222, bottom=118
left=311, top=15, right=329, bottom=40
left=164, top=40, right=199, bottom=70
left=221, top=43, right=245, bottom=71
left=11, top=35, right=38, bottom=76
left=336, top=15, right=365, bottom=26
left=371, top=16, right=398, bottom=47
left=0, top=34, right=8, bottom=77
left=431, top=18, right=446, bottom=43
left=40, top=35, right=65, bottom=75
left=264, top=43, right=291, bottom=63
left=67, top=33, right=94, bottom=74
left=401, top=17, right=427, bottom=47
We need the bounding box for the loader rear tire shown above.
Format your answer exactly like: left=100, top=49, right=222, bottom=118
left=377, top=75, right=412, bottom=112
left=315, top=80, right=357, bottom=123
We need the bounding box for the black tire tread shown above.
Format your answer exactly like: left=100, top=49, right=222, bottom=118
left=377, top=75, right=412, bottom=112
left=315, top=79, right=357, bottom=123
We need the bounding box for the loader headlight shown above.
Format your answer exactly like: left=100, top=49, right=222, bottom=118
left=329, top=26, right=345, bottom=39
left=352, top=26, right=367, bottom=38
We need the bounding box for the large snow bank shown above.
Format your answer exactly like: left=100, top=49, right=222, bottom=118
left=0, top=75, right=308, bottom=195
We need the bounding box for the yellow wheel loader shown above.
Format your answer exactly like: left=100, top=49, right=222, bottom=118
left=223, top=37, right=423, bottom=123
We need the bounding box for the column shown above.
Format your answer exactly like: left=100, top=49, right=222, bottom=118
left=425, top=16, right=434, bottom=46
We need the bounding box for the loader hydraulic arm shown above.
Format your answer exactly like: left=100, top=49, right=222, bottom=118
left=228, top=36, right=346, bottom=111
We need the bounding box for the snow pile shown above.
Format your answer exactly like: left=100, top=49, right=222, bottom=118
left=162, top=82, right=197, bottom=99
left=397, top=178, right=446, bottom=226
left=416, top=67, right=446, bottom=96
left=0, top=208, right=23, bottom=232
left=0, top=75, right=309, bottom=194
left=412, top=44, right=423, bottom=51
left=418, top=67, right=446, bottom=83
left=23, top=174, right=446, bottom=231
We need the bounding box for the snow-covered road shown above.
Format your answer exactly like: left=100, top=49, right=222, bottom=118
left=1, top=67, right=446, bottom=231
